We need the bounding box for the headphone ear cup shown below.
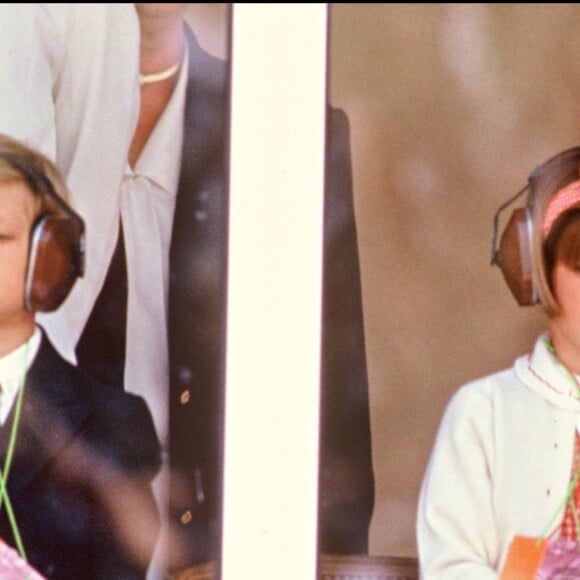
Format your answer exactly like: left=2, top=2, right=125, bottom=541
left=25, top=215, right=85, bottom=312
left=497, top=207, right=538, bottom=306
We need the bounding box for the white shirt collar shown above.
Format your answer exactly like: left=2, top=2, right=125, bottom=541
left=0, top=326, right=42, bottom=425
left=516, top=332, right=580, bottom=413
left=129, top=43, right=188, bottom=196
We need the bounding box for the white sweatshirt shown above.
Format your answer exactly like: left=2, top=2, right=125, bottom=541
left=417, top=332, right=580, bottom=579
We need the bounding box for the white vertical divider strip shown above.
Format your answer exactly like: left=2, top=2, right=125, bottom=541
left=222, top=4, right=328, bottom=580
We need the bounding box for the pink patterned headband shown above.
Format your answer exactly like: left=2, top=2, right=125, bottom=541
left=542, top=178, right=580, bottom=238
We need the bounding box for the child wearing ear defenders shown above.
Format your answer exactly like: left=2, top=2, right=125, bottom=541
left=0, top=133, right=161, bottom=579
left=417, top=146, right=580, bottom=578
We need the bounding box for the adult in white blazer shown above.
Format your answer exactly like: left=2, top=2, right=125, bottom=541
left=0, top=4, right=140, bottom=362
left=417, top=146, right=580, bottom=578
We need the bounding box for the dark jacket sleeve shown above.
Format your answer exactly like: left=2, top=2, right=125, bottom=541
left=85, top=386, right=162, bottom=578
left=17, top=337, right=162, bottom=580
left=318, top=106, right=375, bottom=554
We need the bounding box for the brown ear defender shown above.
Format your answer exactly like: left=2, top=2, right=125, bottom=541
left=493, top=205, right=537, bottom=306
left=491, top=146, right=580, bottom=307
left=25, top=213, right=85, bottom=312
left=0, top=154, right=85, bottom=312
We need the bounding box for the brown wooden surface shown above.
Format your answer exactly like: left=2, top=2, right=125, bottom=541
left=170, top=554, right=418, bottom=580
left=319, top=554, right=418, bottom=580
left=170, top=560, right=216, bottom=580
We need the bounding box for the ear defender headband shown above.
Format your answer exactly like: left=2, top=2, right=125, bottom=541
left=491, top=146, right=580, bottom=306
left=0, top=153, right=86, bottom=312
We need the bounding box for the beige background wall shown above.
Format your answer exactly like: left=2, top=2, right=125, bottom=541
left=188, top=2, right=580, bottom=560
left=329, top=3, right=580, bottom=558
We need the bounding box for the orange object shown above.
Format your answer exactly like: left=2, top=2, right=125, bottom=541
left=499, top=535, right=548, bottom=579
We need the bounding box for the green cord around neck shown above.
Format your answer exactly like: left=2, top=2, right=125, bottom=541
left=543, top=338, right=580, bottom=398
left=538, top=338, right=580, bottom=543
left=0, top=338, right=30, bottom=561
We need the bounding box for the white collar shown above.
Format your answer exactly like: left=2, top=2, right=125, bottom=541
left=0, top=326, right=42, bottom=425
left=516, top=332, right=580, bottom=413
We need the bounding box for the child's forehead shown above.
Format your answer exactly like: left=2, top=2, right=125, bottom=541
left=0, top=170, right=39, bottom=195
left=0, top=179, right=37, bottom=220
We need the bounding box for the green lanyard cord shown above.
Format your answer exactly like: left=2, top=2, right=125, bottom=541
left=538, top=470, right=580, bottom=545
left=542, top=338, right=580, bottom=398
left=0, top=339, right=30, bottom=562
left=0, top=473, right=26, bottom=561
left=539, top=338, right=580, bottom=544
